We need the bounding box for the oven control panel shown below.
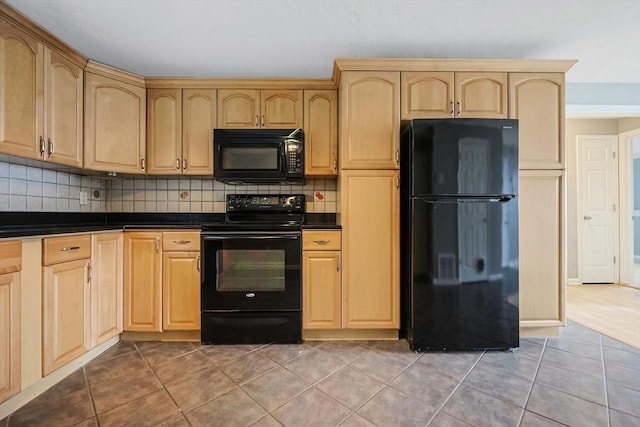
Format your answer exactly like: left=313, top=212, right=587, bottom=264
left=227, top=194, right=305, bottom=212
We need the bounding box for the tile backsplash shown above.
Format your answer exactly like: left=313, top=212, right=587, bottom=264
left=0, top=160, right=336, bottom=213
left=0, top=161, right=106, bottom=212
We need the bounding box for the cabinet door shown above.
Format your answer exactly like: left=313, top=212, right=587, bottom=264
left=84, top=72, right=146, bottom=173
left=183, top=89, right=216, bottom=175
left=44, top=47, right=83, bottom=168
left=261, top=89, right=303, bottom=128
left=91, top=233, right=123, bottom=347
left=217, top=89, right=260, bottom=128
left=401, top=71, right=454, bottom=119
left=0, top=271, right=20, bottom=403
left=43, top=259, right=90, bottom=375
left=455, top=72, right=507, bottom=118
left=124, top=232, right=162, bottom=332
left=0, top=18, right=43, bottom=160
left=303, top=251, right=341, bottom=329
left=304, top=90, right=338, bottom=176
left=340, top=71, right=400, bottom=169
left=162, top=251, right=200, bottom=330
left=340, top=170, right=400, bottom=328
left=147, top=88, right=182, bottom=175
left=509, top=73, right=564, bottom=169
left=519, top=170, right=564, bottom=327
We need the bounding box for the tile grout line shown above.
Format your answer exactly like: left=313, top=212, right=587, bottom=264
left=516, top=337, right=547, bottom=426
left=422, top=350, right=486, bottom=427
left=82, top=365, right=101, bottom=427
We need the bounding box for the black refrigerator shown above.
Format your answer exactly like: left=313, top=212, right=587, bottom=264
left=400, top=118, right=519, bottom=351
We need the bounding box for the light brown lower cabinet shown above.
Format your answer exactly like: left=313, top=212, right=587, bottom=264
left=302, top=230, right=342, bottom=329
left=124, top=230, right=201, bottom=332
left=0, top=240, right=21, bottom=404
left=91, top=233, right=124, bottom=347
left=42, top=257, right=90, bottom=376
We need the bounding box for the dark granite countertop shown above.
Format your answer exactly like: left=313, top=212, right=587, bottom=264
left=0, top=212, right=337, bottom=238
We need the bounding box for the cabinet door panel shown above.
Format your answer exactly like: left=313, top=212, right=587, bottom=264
left=261, top=89, right=302, bottom=128
left=303, top=251, right=341, bottom=329
left=510, top=73, right=564, bottom=169
left=0, top=19, right=43, bottom=159
left=183, top=89, right=216, bottom=175
left=43, top=259, right=90, bottom=375
left=44, top=48, right=83, bottom=168
left=340, top=72, right=400, bottom=169
left=162, top=252, right=200, bottom=330
left=456, top=72, right=507, bottom=118
left=519, top=170, right=563, bottom=326
left=84, top=72, right=146, bottom=173
left=401, top=71, right=454, bottom=119
left=147, top=88, right=182, bottom=174
left=341, top=170, right=400, bottom=328
left=304, top=90, right=338, bottom=176
left=0, top=271, right=20, bottom=403
left=91, top=233, right=123, bottom=347
left=217, top=89, right=259, bottom=128
left=124, top=232, right=162, bottom=331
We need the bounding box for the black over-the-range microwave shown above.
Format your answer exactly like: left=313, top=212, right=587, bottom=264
left=213, top=128, right=304, bottom=184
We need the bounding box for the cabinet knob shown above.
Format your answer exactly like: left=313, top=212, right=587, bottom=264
left=47, top=138, right=54, bottom=158
left=450, top=100, right=454, bottom=117
left=39, top=136, right=45, bottom=157
left=155, top=237, right=160, bottom=252
left=176, top=159, right=180, bottom=170
left=457, top=101, right=461, bottom=116
left=141, top=158, right=146, bottom=171
left=196, top=256, right=201, bottom=272
left=183, top=159, right=187, bottom=170
left=87, top=263, right=93, bottom=283
left=261, top=115, right=265, bottom=127
left=255, top=115, right=259, bottom=127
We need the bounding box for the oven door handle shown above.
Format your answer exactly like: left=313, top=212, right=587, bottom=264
left=202, top=234, right=300, bottom=240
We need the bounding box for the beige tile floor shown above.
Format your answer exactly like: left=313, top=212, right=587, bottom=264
left=2, top=322, right=639, bottom=426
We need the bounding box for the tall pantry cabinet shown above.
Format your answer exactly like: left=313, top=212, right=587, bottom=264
left=338, top=71, right=401, bottom=329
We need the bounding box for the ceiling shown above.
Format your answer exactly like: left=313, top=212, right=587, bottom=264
left=5, top=0, right=640, bottom=85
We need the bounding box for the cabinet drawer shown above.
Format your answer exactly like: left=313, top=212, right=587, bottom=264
left=303, top=230, right=341, bottom=251
left=163, top=231, right=200, bottom=251
left=43, top=235, right=91, bottom=265
left=0, top=240, right=22, bottom=274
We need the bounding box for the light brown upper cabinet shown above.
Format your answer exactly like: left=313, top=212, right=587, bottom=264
left=401, top=71, right=507, bottom=119
left=340, top=71, right=400, bottom=169
left=218, top=89, right=302, bottom=129
left=0, top=18, right=82, bottom=167
left=84, top=66, right=146, bottom=174
left=509, top=73, right=565, bottom=169
left=147, top=88, right=216, bottom=175
left=304, top=90, right=338, bottom=176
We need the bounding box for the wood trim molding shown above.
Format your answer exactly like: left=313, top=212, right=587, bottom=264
left=332, top=58, right=577, bottom=85
left=145, top=77, right=336, bottom=90
left=84, top=60, right=146, bottom=88
left=0, top=0, right=87, bottom=68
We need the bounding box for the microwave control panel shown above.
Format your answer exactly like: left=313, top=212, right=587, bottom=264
left=286, top=141, right=303, bottom=173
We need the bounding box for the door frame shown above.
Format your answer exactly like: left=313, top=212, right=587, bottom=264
left=618, top=128, right=640, bottom=286
left=576, top=134, right=619, bottom=284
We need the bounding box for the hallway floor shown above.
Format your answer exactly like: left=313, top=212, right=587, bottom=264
left=2, top=322, right=639, bottom=427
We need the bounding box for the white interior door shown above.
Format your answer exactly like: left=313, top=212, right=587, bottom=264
left=579, top=136, right=617, bottom=283
left=618, top=130, right=640, bottom=288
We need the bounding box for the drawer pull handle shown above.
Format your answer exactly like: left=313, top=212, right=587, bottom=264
left=173, top=240, right=191, bottom=244
left=313, top=240, right=330, bottom=245
left=196, top=256, right=201, bottom=272
left=60, top=246, right=80, bottom=252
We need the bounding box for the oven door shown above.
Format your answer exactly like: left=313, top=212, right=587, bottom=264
left=201, top=231, right=301, bottom=311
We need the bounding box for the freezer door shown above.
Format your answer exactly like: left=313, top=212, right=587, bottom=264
left=409, top=197, right=519, bottom=351
left=409, top=119, right=518, bottom=197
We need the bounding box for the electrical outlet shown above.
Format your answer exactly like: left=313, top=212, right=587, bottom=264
left=79, top=191, right=88, bottom=205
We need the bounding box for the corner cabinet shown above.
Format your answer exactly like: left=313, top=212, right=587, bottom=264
left=84, top=64, right=146, bottom=174
left=304, top=90, right=338, bottom=176
left=401, top=71, right=507, bottom=119
left=340, top=170, right=400, bottom=328
left=0, top=240, right=21, bottom=404
left=217, top=89, right=302, bottom=129
left=340, top=71, right=400, bottom=169
left=0, top=18, right=83, bottom=167
left=146, top=88, right=216, bottom=175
